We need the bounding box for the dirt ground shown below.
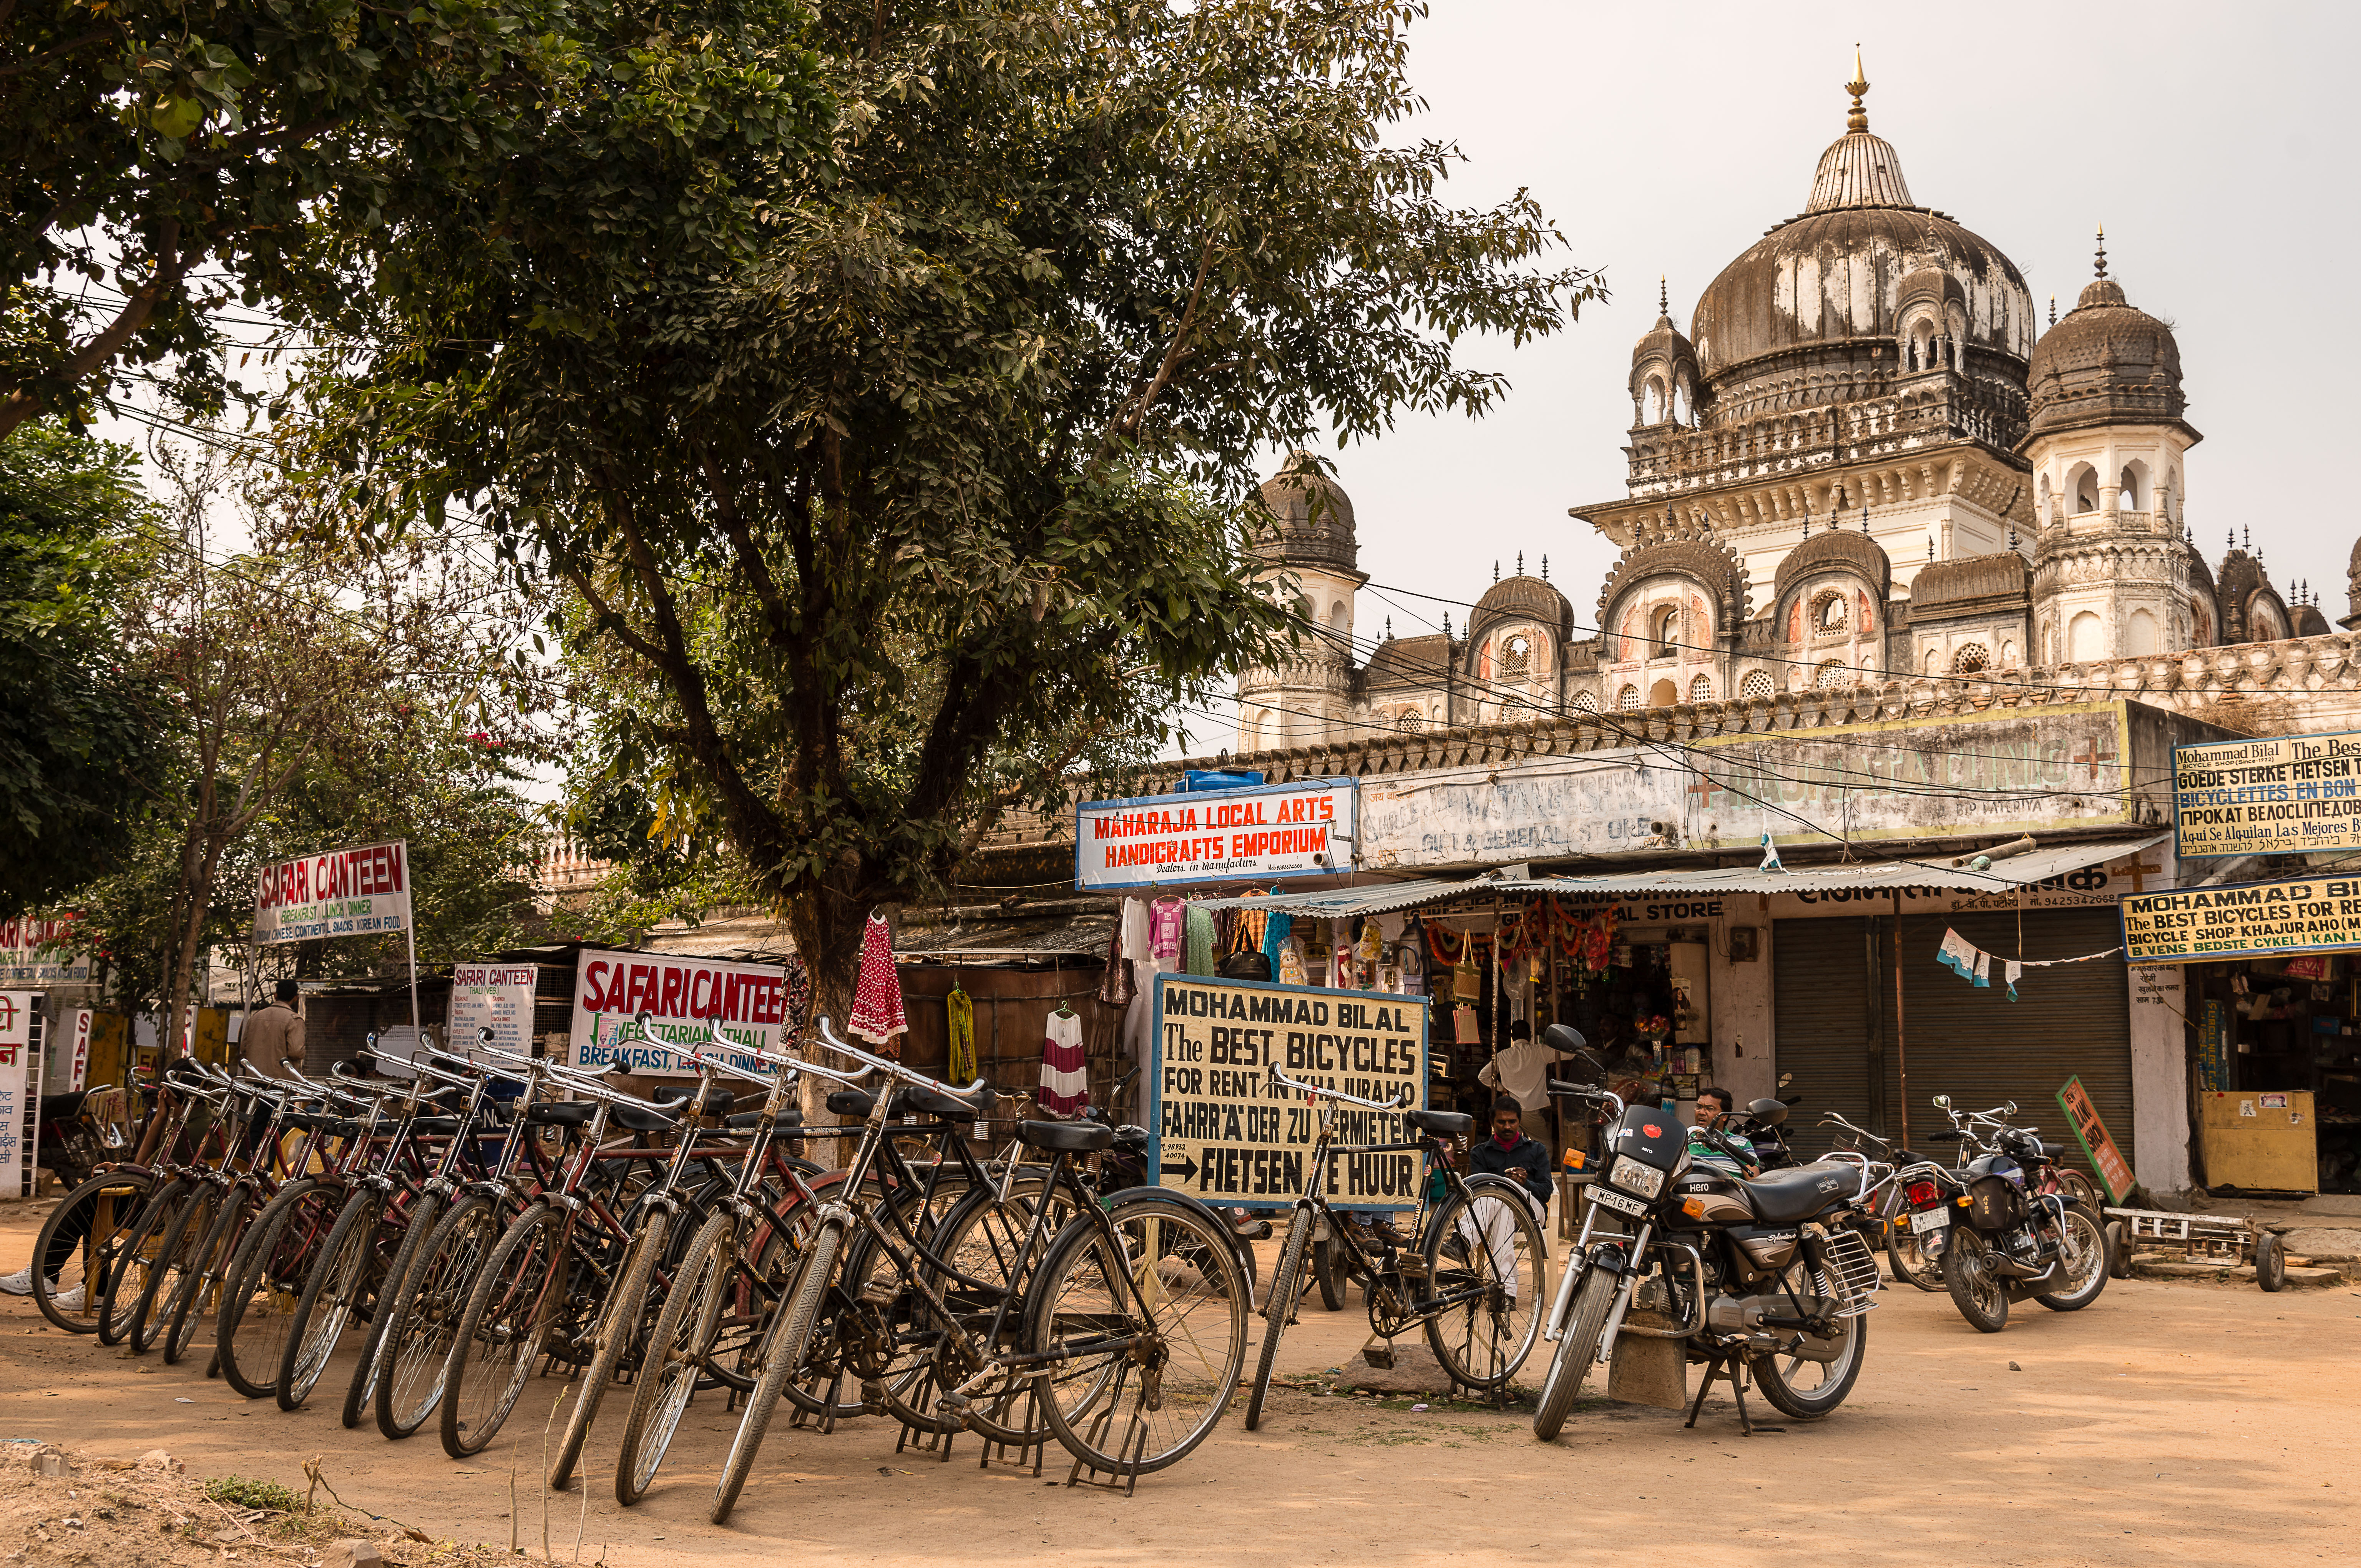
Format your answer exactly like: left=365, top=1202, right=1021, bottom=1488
left=4, top=1198, right=2355, bottom=1568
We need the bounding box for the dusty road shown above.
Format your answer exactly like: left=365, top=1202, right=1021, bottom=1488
left=4, top=1200, right=2353, bottom=1568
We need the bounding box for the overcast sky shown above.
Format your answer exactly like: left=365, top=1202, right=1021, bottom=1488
left=1189, top=0, right=2360, bottom=753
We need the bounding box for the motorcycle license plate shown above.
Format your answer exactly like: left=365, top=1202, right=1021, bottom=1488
left=1587, top=1184, right=1650, bottom=1218
left=1911, top=1208, right=1951, bottom=1233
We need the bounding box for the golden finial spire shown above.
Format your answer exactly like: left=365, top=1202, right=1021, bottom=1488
left=1659, top=274, right=1668, bottom=316
left=2094, top=224, right=2107, bottom=279
left=1846, top=45, right=1870, bottom=133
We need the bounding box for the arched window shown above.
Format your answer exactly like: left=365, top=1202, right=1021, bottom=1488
left=1616, top=685, right=1640, bottom=713
left=1294, top=594, right=1315, bottom=624
left=2128, top=609, right=2159, bottom=654
left=1654, top=606, right=1680, bottom=657
left=1330, top=598, right=1348, bottom=629
left=2117, top=467, right=2142, bottom=511
left=1815, top=659, right=1848, bottom=689
left=2000, top=639, right=2017, bottom=668
left=1952, top=642, right=1989, bottom=675
left=1688, top=674, right=1713, bottom=703
left=1739, top=670, right=1773, bottom=700
left=2036, top=472, right=2051, bottom=518
left=1815, top=593, right=1848, bottom=633
left=2068, top=611, right=2105, bottom=662
left=1500, top=634, right=1531, bottom=678
left=2069, top=464, right=2101, bottom=515
left=1649, top=678, right=1678, bottom=708
left=1574, top=691, right=1600, bottom=714
left=1643, top=377, right=1666, bottom=425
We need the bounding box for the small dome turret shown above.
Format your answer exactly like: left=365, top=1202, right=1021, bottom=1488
left=1629, top=279, right=1702, bottom=427
left=1253, top=450, right=1358, bottom=573
left=2026, top=232, right=2193, bottom=442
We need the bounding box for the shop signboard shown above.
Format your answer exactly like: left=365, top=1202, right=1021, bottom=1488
left=2119, top=875, right=2361, bottom=965
left=0, top=917, right=89, bottom=984
left=2055, top=1076, right=2134, bottom=1203
left=252, top=840, right=415, bottom=943
left=1358, top=750, right=1689, bottom=870
left=1148, top=973, right=1426, bottom=1211
left=0, top=992, right=32, bottom=1198
left=2198, top=998, right=2229, bottom=1093
left=2171, top=729, right=2361, bottom=859
left=567, top=948, right=793, bottom=1078
left=445, top=965, right=539, bottom=1061
left=1076, top=778, right=1355, bottom=890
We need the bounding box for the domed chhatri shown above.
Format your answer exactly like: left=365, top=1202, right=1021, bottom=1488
left=2025, top=228, right=2190, bottom=440
left=1472, top=571, right=1574, bottom=640
left=1253, top=448, right=1358, bottom=574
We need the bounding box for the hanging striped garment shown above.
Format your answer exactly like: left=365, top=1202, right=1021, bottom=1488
left=1039, top=1011, right=1088, bottom=1116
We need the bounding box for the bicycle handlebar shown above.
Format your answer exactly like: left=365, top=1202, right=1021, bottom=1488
left=1263, top=1061, right=1413, bottom=1113
left=814, top=1017, right=988, bottom=1104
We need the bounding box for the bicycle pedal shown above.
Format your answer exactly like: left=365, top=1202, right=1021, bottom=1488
left=1398, top=1256, right=1430, bottom=1278
left=1360, top=1344, right=1396, bottom=1370
left=860, top=1379, right=890, bottom=1414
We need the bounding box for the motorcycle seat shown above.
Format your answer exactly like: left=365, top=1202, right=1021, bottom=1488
left=1738, top=1162, right=1855, bottom=1224
left=1405, top=1108, right=1472, bottom=1137
left=38, top=1091, right=89, bottom=1123
left=1017, top=1119, right=1112, bottom=1154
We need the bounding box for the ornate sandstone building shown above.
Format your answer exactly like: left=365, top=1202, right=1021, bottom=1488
left=1235, top=65, right=2338, bottom=753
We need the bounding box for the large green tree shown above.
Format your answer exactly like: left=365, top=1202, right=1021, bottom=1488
left=0, top=420, right=163, bottom=912
left=294, top=0, right=1600, bottom=1036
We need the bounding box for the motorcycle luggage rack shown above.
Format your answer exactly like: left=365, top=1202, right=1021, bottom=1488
left=1818, top=1227, right=1884, bottom=1317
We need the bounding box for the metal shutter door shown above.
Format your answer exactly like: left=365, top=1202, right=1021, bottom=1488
left=1884, top=908, right=2135, bottom=1173
left=1771, top=917, right=1883, bottom=1159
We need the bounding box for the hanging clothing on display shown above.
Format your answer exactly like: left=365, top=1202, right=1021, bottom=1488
left=1149, top=896, right=1186, bottom=962
left=1184, top=903, right=1217, bottom=977
left=1120, top=897, right=1152, bottom=963
left=946, top=981, right=977, bottom=1083
left=1097, top=923, right=1132, bottom=1008
left=847, top=914, right=908, bottom=1047
left=1261, top=908, right=1293, bottom=973
left=783, top=953, right=812, bottom=1040
left=1039, top=1008, right=1088, bottom=1117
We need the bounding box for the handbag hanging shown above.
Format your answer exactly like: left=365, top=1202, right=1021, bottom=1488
left=1453, top=1002, right=1481, bottom=1045
left=1452, top=928, right=1482, bottom=1000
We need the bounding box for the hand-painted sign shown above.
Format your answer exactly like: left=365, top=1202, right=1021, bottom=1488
left=2055, top=1076, right=2134, bottom=1203
left=2119, top=875, right=2361, bottom=964
left=568, top=948, right=792, bottom=1078
left=1148, top=973, right=1426, bottom=1211
left=0, top=992, right=32, bottom=1198
left=0, top=917, right=89, bottom=984
left=252, top=841, right=414, bottom=943
left=1077, top=779, right=1355, bottom=890
left=446, top=965, right=539, bottom=1061
left=2172, top=730, right=2361, bottom=859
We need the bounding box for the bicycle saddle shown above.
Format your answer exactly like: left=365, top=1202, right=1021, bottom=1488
left=525, top=1100, right=597, bottom=1128
left=611, top=1101, right=681, bottom=1134
left=723, top=1106, right=804, bottom=1131
left=1017, top=1120, right=1112, bottom=1154
left=408, top=1116, right=462, bottom=1138
left=1406, top=1108, right=1473, bottom=1137
left=905, top=1085, right=990, bottom=1123
left=825, top=1089, right=875, bottom=1119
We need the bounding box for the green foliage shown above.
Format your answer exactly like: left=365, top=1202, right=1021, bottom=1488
left=199, top=1475, right=304, bottom=1513
left=0, top=421, right=164, bottom=913
left=291, top=0, right=1598, bottom=990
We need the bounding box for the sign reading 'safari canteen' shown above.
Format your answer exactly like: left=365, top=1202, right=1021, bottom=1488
left=252, top=840, right=414, bottom=944
left=567, top=948, right=794, bottom=1079
left=1075, top=779, right=1356, bottom=890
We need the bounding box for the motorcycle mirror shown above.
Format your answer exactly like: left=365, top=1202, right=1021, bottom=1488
left=1933, top=1094, right=1951, bottom=1109
left=1777, top=1072, right=1793, bottom=1088
left=1542, top=1023, right=1587, bottom=1054
left=1745, top=1097, right=1788, bottom=1126
left=2004, top=1101, right=2017, bottom=1115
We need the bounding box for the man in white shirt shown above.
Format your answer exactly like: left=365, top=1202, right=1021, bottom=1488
left=1478, top=1020, right=1588, bottom=1173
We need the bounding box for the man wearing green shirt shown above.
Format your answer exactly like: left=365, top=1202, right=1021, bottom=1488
left=1687, top=1086, right=1759, bottom=1178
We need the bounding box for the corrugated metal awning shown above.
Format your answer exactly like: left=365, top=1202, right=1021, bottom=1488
left=1188, top=833, right=2171, bottom=917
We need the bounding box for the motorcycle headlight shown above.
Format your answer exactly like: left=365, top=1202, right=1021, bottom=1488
left=1610, top=1158, right=1666, bottom=1199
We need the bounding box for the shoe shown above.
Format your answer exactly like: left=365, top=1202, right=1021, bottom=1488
left=0, top=1264, right=34, bottom=1295
left=51, top=1282, right=85, bottom=1312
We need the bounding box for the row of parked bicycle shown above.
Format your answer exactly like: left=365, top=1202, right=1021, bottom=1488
left=25, top=1018, right=1296, bottom=1519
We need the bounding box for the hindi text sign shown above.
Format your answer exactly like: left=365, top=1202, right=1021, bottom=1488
left=1149, top=974, right=1427, bottom=1211
left=2120, top=875, right=2361, bottom=964
left=2055, top=1076, right=2134, bottom=1203
left=253, top=841, right=414, bottom=943
left=2173, top=731, right=2361, bottom=859
left=0, top=992, right=31, bottom=1198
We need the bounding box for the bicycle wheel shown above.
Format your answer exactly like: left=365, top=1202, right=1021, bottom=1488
left=441, top=1200, right=565, bottom=1459
left=2053, top=1167, right=2101, bottom=1211
left=32, top=1170, right=155, bottom=1334
left=1313, top=1232, right=1348, bottom=1311
left=341, top=1191, right=440, bottom=1429
left=98, top=1178, right=188, bottom=1346
left=277, top=1191, right=385, bottom=1411
left=1885, top=1219, right=1943, bottom=1292
left=376, top=1193, right=501, bottom=1440
left=163, top=1185, right=250, bottom=1364
left=1422, top=1178, right=1546, bottom=1391
left=1244, top=1208, right=1309, bottom=1432
left=920, top=1176, right=1090, bottom=1447
left=616, top=1211, right=733, bottom=1505
left=1028, top=1190, right=1247, bottom=1475
left=131, top=1184, right=221, bottom=1354
left=550, top=1207, right=671, bottom=1491
left=215, top=1178, right=330, bottom=1400
left=712, top=1221, right=840, bottom=1526
left=1532, top=1267, right=1616, bottom=1442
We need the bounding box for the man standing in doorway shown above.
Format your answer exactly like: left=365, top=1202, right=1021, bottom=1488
left=242, top=979, right=306, bottom=1081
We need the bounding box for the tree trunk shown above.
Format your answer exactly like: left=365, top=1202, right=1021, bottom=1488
left=785, top=887, right=881, bottom=1129
left=159, top=831, right=217, bottom=1068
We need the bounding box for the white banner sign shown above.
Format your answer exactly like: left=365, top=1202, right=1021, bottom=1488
left=447, top=965, right=538, bottom=1061
left=0, top=992, right=32, bottom=1198
left=62, top=1009, right=92, bottom=1093
left=0, top=917, right=90, bottom=984
left=568, top=949, right=793, bottom=1079
left=1076, top=779, right=1356, bottom=890
left=252, top=840, right=414, bottom=944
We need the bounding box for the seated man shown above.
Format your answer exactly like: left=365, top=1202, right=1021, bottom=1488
left=1458, top=1096, right=1553, bottom=1298
left=1687, top=1086, right=1760, bottom=1178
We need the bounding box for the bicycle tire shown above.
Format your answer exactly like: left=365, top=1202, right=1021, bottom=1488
left=1884, top=1219, right=1944, bottom=1293
left=32, top=1170, right=155, bottom=1334
left=375, top=1192, right=501, bottom=1440
left=98, top=1178, right=187, bottom=1346
left=131, top=1184, right=220, bottom=1354
left=712, top=1221, right=840, bottom=1526
left=216, top=1178, right=335, bottom=1399
left=163, top=1185, right=250, bottom=1364
left=1532, top=1267, right=1616, bottom=1442
left=920, top=1176, right=1089, bottom=1447
left=1422, top=1176, right=1545, bottom=1391
left=616, top=1210, right=733, bottom=1505
left=441, top=1199, right=566, bottom=1460
left=1244, top=1208, right=1310, bottom=1432
left=1027, top=1189, right=1246, bottom=1476
left=550, top=1206, right=671, bottom=1491
left=341, top=1190, right=440, bottom=1429
left=277, top=1190, right=385, bottom=1411
left=1313, top=1232, right=1347, bottom=1311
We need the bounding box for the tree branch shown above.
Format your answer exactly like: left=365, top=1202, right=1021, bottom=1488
left=0, top=218, right=189, bottom=438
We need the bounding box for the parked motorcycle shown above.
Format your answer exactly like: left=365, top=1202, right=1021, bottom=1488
left=1531, top=1028, right=1880, bottom=1441
left=1898, top=1096, right=2107, bottom=1332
